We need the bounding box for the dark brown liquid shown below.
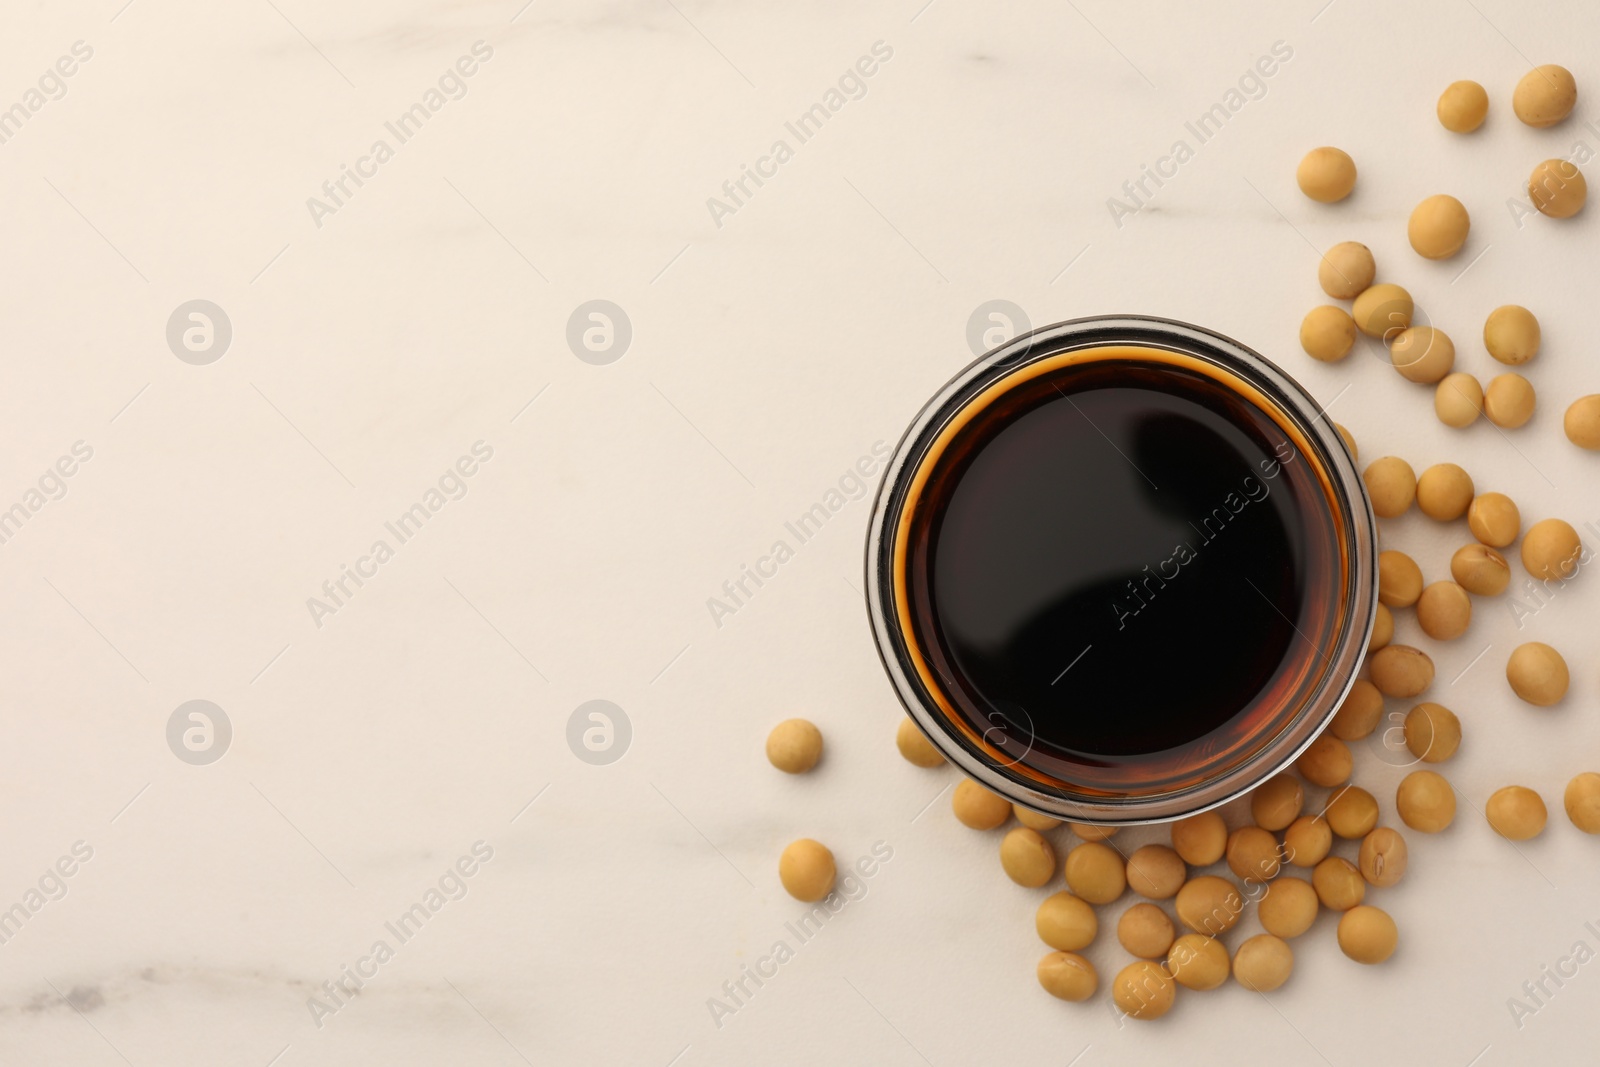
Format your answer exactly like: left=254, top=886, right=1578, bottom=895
left=900, top=354, right=1343, bottom=795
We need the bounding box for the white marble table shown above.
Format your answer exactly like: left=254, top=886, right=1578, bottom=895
left=1, top=0, right=1597, bottom=1063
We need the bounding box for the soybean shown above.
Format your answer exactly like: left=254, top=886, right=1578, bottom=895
left=1353, top=283, right=1413, bottom=339
left=1167, top=934, right=1231, bottom=991
left=1513, top=65, right=1577, bottom=127
left=779, top=839, right=836, bottom=901
left=1369, top=602, right=1395, bottom=651
left=1014, top=804, right=1062, bottom=833
left=1258, top=877, right=1319, bottom=939
left=1297, top=146, right=1357, bottom=202
left=1390, top=325, right=1456, bottom=383
left=1301, top=306, right=1358, bottom=361
left=1337, top=905, right=1398, bottom=963
left=1451, top=543, right=1511, bottom=595
left=896, top=718, right=945, bottom=767
left=1312, top=856, right=1367, bottom=910
left=1378, top=549, right=1423, bottom=607
left=1467, top=492, right=1520, bottom=547
left=767, top=719, right=823, bottom=773
left=952, top=780, right=1012, bottom=830
left=1117, top=902, right=1177, bottom=959
left=1563, top=773, right=1600, bottom=834
left=1318, top=241, right=1376, bottom=298
left=1332, top=679, right=1384, bottom=742
left=1175, top=875, right=1244, bottom=936
left=1435, top=372, right=1485, bottom=428
left=1068, top=822, right=1121, bottom=843
left=1125, top=844, right=1187, bottom=901
left=1037, top=952, right=1098, bottom=1002
left=1170, top=811, right=1228, bottom=867
left=1111, top=960, right=1176, bottom=1020
left=1407, top=195, right=1470, bottom=259
left=1369, top=645, right=1435, bottom=698
left=1283, top=816, right=1333, bottom=868
left=1234, top=935, right=1295, bottom=991
left=1437, top=80, right=1489, bottom=132
left=1297, top=734, right=1353, bottom=787
left=1397, top=770, right=1456, bottom=833
left=1403, top=702, right=1461, bottom=762
left=1336, top=422, right=1359, bottom=460
left=1484, top=305, right=1540, bottom=365
left=1365, top=458, right=1417, bottom=518
left=1000, top=827, right=1058, bottom=887
left=1484, top=373, right=1536, bottom=428
left=1036, top=892, right=1098, bottom=951
left=1486, top=785, right=1547, bottom=840
left=1506, top=642, right=1569, bottom=706
left=1251, top=774, right=1305, bottom=831
left=1521, top=518, right=1582, bottom=582
left=1064, top=842, right=1126, bottom=904
left=1564, top=395, right=1600, bottom=450
left=1416, top=582, right=1471, bottom=640
left=1416, top=463, right=1474, bottom=520
left=1327, top=786, right=1380, bottom=839
left=1358, top=827, right=1408, bottom=888
left=1529, top=158, right=1587, bottom=218
left=1226, top=825, right=1283, bottom=882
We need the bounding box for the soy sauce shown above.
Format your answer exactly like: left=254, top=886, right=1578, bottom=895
left=899, top=353, right=1343, bottom=794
